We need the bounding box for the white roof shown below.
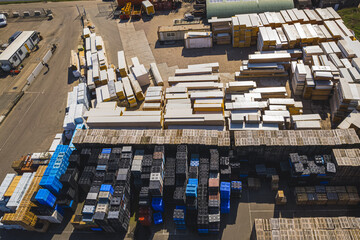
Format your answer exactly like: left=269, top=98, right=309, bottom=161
left=0, top=31, right=35, bottom=61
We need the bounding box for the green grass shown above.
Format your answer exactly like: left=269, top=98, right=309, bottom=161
left=338, top=7, right=360, bottom=39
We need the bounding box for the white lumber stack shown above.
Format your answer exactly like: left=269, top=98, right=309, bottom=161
left=187, top=62, right=219, bottom=72
left=117, top=51, right=128, bottom=77
left=168, top=75, right=219, bottom=84
left=150, top=63, right=164, bottom=86
left=129, top=73, right=145, bottom=101
left=175, top=68, right=213, bottom=76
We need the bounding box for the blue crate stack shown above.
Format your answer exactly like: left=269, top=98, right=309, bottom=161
left=151, top=197, right=164, bottom=212
left=153, top=212, right=163, bottom=225
left=220, top=182, right=230, bottom=214
left=35, top=189, right=57, bottom=208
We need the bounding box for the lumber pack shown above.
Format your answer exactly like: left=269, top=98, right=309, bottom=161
left=337, top=110, right=360, bottom=135
left=144, top=86, right=164, bottom=111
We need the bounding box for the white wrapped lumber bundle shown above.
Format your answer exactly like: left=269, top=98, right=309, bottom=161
left=122, top=77, right=137, bottom=107
left=86, top=115, right=162, bottom=129
left=163, top=113, right=225, bottom=127
left=254, top=49, right=302, bottom=59
left=291, top=63, right=306, bottom=96
left=193, top=103, right=223, bottom=112
left=87, top=69, right=95, bottom=91
left=250, top=87, right=287, bottom=98
left=303, top=65, right=315, bottom=100
left=95, top=36, right=103, bottom=50
left=128, top=73, right=145, bottom=101
left=145, top=86, right=163, bottom=103
left=115, top=80, right=125, bottom=100
left=83, top=27, right=91, bottom=38
left=131, top=64, right=149, bottom=87
left=122, top=110, right=161, bottom=116
left=294, top=120, right=321, bottom=129
left=229, top=121, right=279, bottom=131
left=248, top=53, right=291, bottom=63
left=291, top=114, right=321, bottom=128
left=175, top=68, right=213, bottom=76
left=175, top=82, right=223, bottom=90
left=168, top=75, right=219, bottom=84
left=149, top=63, right=164, bottom=86
left=90, top=33, right=96, bottom=54
left=189, top=91, right=224, bottom=99
left=187, top=62, right=219, bottom=73
left=117, top=51, right=128, bottom=77
left=237, top=63, right=287, bottom=78
left=225, top=81, right=256, bottom=92
left=143, top=102, right=162, bottom=111
left=225, top=101, right=268, bottom=110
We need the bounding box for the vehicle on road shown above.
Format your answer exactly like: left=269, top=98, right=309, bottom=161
left=0, top=14, right=7, bottom=27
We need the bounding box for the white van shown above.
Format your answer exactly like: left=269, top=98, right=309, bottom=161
left=0, top=14, right=7, bottom=27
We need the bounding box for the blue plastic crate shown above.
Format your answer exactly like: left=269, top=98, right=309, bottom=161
left=220, top=182, right=231, bottom=199
left=100, top=184, right=114, bottom=195
left=152, top=198, right=164, bottom=212
left=40, top=175, right=63, bottom=195
left=188, top=178, right=198, bottom=186
left=35, top=189, right=56, bottom=207
left=153, top=212, right=163, bottom=225
left=221, top=199, right=230, bottom=213
left=186, top=185, right=197, bottom=197
left=320, top=181, right=329, bottom=185
left=102, top=148, right=112, bottom=154
left=198, top=229, right=209, bottom=233
left=190, top=154, right=199, bottom=161
left=190, top=161, right=199, bottom=167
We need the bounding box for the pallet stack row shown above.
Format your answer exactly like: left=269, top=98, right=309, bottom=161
left=254, top=216, right=360, bottom=239
left=294, top=185, right=360, bottom=205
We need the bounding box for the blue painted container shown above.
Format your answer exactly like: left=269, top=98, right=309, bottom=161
left=35, top=189, right=56, bottom=207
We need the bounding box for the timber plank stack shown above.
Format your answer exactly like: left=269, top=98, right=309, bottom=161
left=254, top=216, right=360, bottom=240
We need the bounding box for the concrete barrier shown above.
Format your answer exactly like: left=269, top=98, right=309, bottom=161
left=27, top=49, right=53, bottom=84
left=42, top=50, right=52, bottom=64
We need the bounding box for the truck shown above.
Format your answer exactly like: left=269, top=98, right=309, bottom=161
left=0, top=31, right=40, bottom=72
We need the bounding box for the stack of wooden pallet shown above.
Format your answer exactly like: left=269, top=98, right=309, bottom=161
left=209, top=17, right=232, bottom=45
left=332, top=148, right=360, bottom=182
left=72, top=129, right=231, bottom=147
left=254, top=216, right=360, bottom=240
left=143, top=86, right=163, bottom=111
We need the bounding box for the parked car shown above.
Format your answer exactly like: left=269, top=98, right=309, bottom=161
left=0, top=14, right=7, bottom=27
left=8, top=31, right=22, bottom=44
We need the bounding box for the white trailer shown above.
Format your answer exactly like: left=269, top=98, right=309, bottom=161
left=0, top=31, right=40, bottom=71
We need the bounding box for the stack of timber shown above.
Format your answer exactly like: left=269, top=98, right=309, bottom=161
left=209, top=17, right=232, bottom=45
left=72, top=128, right=231, bottom=147
left=143, top=86, right=164, bottom=111
left=291, top=114, right=321, bottom=129
left=128, top=73, right=145, bottom=102
left=337, top=110, right=360, bottom=134
left=230, top=8, right=357, bottom=49
left=330, top=60, right=360, bottom=124
left=234, top=129, right=360, bottom=161
left=225, top=81, right=257, bottom=93
left=187, top=62, right=219, bottom=73
left=84, top=102, right=123, bottom=120
left=86, top=110, right=162, bottom=129
left=237, top=53, right=291, bottom=78
left=254, top=216, right=360, bottom=240
left=291, top=62, right=307, bottom=95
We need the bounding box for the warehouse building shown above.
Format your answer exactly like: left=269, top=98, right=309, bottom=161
left=206, top=0, right=294, bottom=18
